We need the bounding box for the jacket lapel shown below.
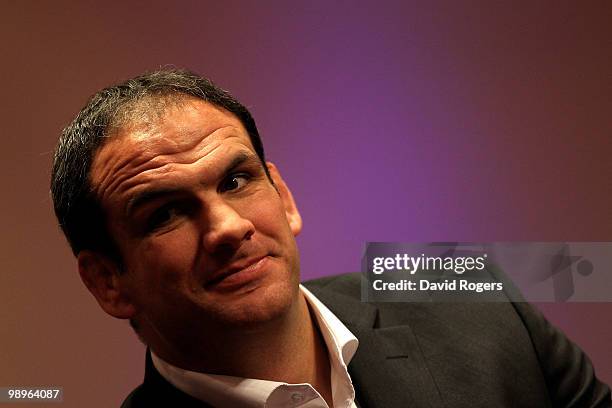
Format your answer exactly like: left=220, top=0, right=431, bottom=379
left=138, top=350, right=213, bottom=407
left=306, top=277, right=444, bottom=408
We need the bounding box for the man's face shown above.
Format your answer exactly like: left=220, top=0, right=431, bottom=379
left=85, top=98, right=302, bottom=347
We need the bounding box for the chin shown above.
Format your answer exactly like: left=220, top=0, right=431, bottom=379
left=210, top=280, right=298, bottom=329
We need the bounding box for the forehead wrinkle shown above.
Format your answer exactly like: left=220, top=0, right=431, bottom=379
left=121, top=141, right=226, bottom=195
left=123, top=146, right=258, bottom=217
left=122, top=122, right=244, bottom=162
left=92, top=129, right=252, bottom=213
left=91, top=99, right=254, bottom=210
left=119, top=140, right=248, bottom=199
left=91, top=152, right=146, bottom=212
left=112, top=131, right=244, bottom=191
left=124, top=126, right=250, bottom=183
left=157, top=124, right=245, bottom=163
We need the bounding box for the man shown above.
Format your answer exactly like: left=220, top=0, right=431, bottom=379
left=51, top=69, right=610, bottom=407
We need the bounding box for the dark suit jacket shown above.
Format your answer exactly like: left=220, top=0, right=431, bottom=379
left=121, top=273, right=611, bottom=407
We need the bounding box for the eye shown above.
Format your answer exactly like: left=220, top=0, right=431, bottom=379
left=220, top=173, right=250, bottom=192
left=146, top=204, right=182, bottom=231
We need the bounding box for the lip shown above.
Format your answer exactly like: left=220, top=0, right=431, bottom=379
left=205, top=256, right=269, bottom=291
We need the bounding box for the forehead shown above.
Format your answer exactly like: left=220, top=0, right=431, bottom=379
left=90, top=99, right=254, bottom=185
left=105, top=98, right=249, bottom=155
left=90, top=98, right=255, bottom=201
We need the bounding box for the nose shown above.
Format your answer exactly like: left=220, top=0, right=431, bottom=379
left=200, top=199, right=255, bottom=254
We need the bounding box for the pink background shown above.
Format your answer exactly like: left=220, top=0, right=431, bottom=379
left=1, top=2, right=610, bottom=407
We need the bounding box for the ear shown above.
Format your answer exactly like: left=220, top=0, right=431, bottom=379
left=266, top=162, right=302, bottom=236
left=77, top=250, right=136, bottom=320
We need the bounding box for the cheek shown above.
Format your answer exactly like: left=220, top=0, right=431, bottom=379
left=129, top=228, right=200, bottom=287
left=251, top=207, right=292, bottom=242
left=246, top=192, right=292, bottom=232
left=247, top=197, right=300, bottom=267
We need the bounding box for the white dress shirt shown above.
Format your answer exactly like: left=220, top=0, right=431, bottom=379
left=151, top=285, right=359, bottom=408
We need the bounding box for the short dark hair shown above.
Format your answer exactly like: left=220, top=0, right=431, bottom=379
left=51, top=69, right=266, bottom=260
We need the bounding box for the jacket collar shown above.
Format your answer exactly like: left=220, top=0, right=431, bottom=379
left=304, top=274, right=444, bottom=408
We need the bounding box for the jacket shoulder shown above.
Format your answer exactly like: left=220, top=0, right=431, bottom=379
left=303, top=272, right=361, bottom=296
left=120, top=351, right=212, bottom=408
left=511, top=302, right=611, bottom=406
left=120, top=384, right=148, bottom=408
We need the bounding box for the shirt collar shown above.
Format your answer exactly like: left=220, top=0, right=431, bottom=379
left=300, top=284, right=359, bottom=366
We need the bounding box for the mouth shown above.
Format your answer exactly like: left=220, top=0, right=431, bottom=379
left=204, top=255, right=269, bottom=291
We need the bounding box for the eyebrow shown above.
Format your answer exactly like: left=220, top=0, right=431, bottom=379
left=124, top=152, right=262, bottom=217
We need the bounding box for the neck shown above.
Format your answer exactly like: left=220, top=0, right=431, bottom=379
left=150, top=291, right=332, bottom=401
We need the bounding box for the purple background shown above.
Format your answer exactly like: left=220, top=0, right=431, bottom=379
left=1, top=1, right=610, bottom=407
